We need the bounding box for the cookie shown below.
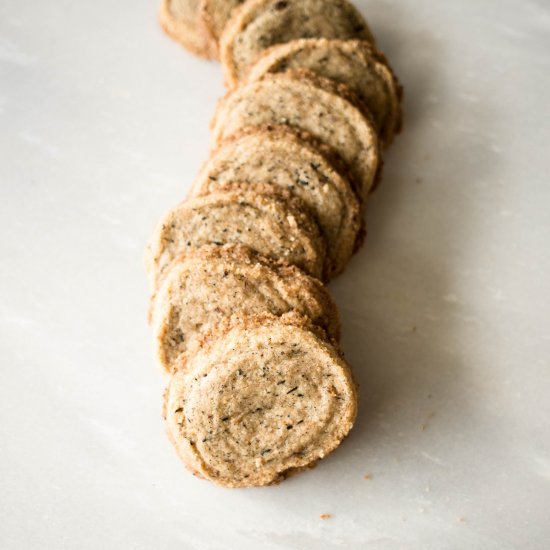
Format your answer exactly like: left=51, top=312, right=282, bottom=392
left=159, top=0, right=217, bottom=59
left=200, top=0, right=246, bottom=55
left=144, top=183, right=326, bottom=287
left=150, top=244, right=340, bottom=373
left=190, top=125, right=362, bottom=277
left=210, top=71, right=380, bottom=200
left=220, top=0, right=375, bottom=87
left=164, top=313, right=358, bottom=487
left=247, top=39, right=403, bottom=147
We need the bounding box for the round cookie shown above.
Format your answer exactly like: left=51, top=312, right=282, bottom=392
left=164, top=313, right=358, bottom=487
left=247, top=39, right=403, bottom=147
left=220, top=0, right=375, bottom=87
left=210, top=71, right=380, bottom=200
left=191, top=125, right=362, bottom=277
left=150, top=244, right=340, bottom=373
left=159, top=0, right=216, bottom=59
left=200, top=0, right=246, bottom=55
left=144, top=183, right=326, bottom=287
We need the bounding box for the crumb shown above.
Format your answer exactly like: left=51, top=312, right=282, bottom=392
left=320, top=514, right=332, bottom=520
left=415, top=177, right=422, bottom=183
left=458, top=516, right=466, bottom=524
left=411, top=325, right=417, bottom=333
left=421, top=411, right=435, bottom=430
left=363, top=473, right=372, bottom=480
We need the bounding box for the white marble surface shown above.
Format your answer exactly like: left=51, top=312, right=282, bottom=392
left=1, top=0, right=549, bottom=548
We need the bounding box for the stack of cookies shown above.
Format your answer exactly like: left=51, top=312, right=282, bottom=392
left=149, top=0, right=403, bottom=488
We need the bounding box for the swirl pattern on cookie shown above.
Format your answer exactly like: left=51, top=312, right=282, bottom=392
left=165, top=314, right=357, bottom=487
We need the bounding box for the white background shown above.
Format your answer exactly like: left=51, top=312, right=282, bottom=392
left=1, top=1, right=549, bottom=548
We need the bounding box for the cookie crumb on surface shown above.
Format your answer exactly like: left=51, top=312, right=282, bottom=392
left=421, top=411, right=435, bottom=430
left=363, top=473, right=372, bottom=480
left=320, top=513, right=332, bottom=520
left=458, top=516, right=466, bottom=524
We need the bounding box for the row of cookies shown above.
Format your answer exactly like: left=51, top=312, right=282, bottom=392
left=145, top=199, right=358, bottom=487
left=162, top=0, right=401, bottom=145
left=150, top=0, right=403, bottom=486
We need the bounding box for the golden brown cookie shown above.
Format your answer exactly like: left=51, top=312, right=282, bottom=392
left=220, top=0, right=375, bottom=87
left=191, top=125, right=362, bottom=277
left=247, top=39, right=403, bottom=147
left=164, top=313, right=358, bottom=487
left=159, top=0, right=217, bottom=59
left=144, top=183, right=326, bottom=287
left=210, top=71, right=380, bottom=200
left=151, top=244, right=340, bottom=373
